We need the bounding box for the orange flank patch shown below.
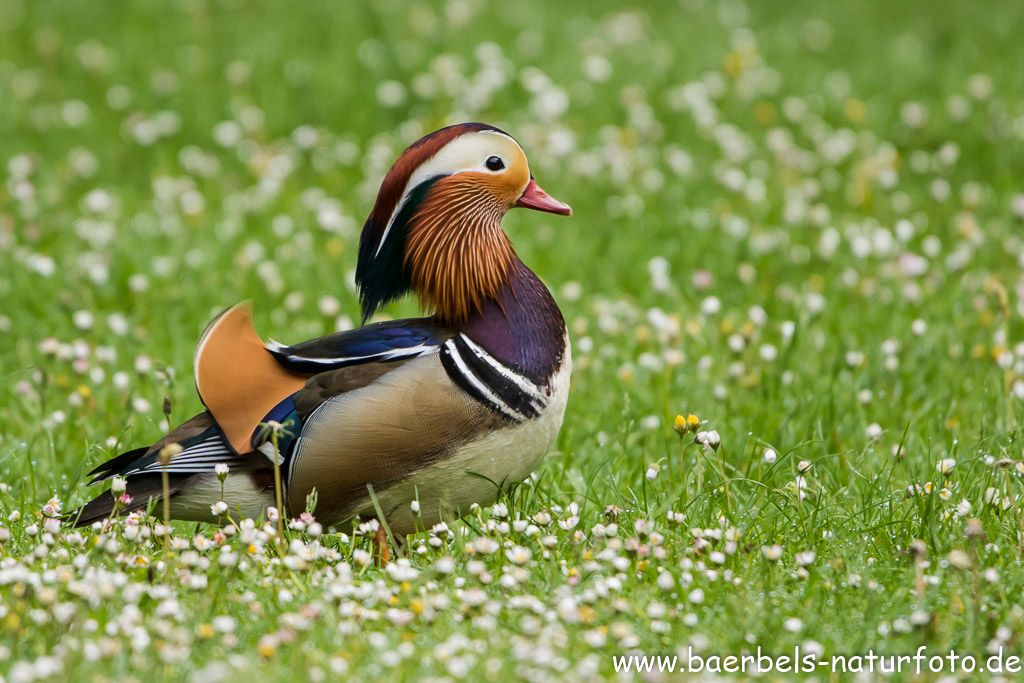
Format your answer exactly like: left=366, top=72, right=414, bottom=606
left=194, top=302, right=310, bottom=453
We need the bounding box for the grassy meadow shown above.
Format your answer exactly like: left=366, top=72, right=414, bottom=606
left=3, top=0, right=1024, bottom=679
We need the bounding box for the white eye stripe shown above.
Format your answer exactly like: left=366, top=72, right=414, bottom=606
left=374, top=131, right=524, bottom=258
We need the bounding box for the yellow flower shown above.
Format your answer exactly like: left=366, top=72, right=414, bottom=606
left=258, top=638, right=277, bottom=658
left=673, top=414, right=702, bottom=435
left=844, top=98, right=866, bottom=124
left=5, top=612, right=22, bottom=630
left=754, top=101, right=776, bottom=126
left=672, top=415, right=688, bottom=435
left=723, top=52, right=745, bottom=76
left=326, top=237, right=344, bottom=259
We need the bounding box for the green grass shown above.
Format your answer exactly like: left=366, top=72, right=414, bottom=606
left=3, top=0, right=1024, bottom=679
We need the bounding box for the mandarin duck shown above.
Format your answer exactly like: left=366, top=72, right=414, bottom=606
left=73, top=123, right=573, bottom=546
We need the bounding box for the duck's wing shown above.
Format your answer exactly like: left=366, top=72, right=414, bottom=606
left=267, top=317, right=448, bottom=373
left=194, top=302, right=450, bottom=454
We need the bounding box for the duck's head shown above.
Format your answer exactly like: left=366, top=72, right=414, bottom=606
left=356, top=123, right=572, bottom=324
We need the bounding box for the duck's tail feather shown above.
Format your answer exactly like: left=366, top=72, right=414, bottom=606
left=86, top=446, right=149, bottom=483
left=67, top=473, right=197, bottom=528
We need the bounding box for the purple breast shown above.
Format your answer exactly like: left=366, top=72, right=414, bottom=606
left=459, top=260, right=566, bottom=384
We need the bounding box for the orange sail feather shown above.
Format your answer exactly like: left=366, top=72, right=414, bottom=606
left=194, top=302, right=309, bottom=453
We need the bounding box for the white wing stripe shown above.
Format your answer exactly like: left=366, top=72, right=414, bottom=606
left=268, top=342, right=439, bottom=366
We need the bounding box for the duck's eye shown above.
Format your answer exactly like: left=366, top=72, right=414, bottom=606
left=485, top=156, right=505, bottom=172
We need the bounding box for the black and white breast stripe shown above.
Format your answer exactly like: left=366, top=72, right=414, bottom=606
left=440, top=334, right=549, bottom=422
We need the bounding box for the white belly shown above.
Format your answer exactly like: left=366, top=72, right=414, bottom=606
left=370, top=342, right=572, bottom=535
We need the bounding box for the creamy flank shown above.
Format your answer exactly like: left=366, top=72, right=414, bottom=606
left=359, top=336, right=571, bottom=535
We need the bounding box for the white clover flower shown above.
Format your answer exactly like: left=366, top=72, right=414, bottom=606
left=505, top=546, right=532, bottom=565
left=695, top=430, right=721, bottom=451
left=795, top=550, right=816, bottom=566
left=688, top=588, right=705, bottom=604
left=386, top=559, right=419, bottom=582
left=472, top=537, right=499, bottom=555
left=134, top=355, right=153, bottom=374
left=72, top=310, right=94, bottom=330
